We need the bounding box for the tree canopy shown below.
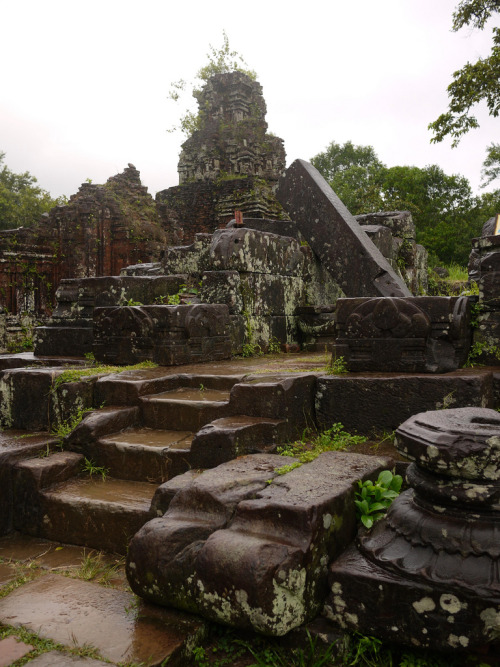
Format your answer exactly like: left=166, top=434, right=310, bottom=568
left=310, top=140, right=500, bottom=265
left=428, top=0, right=500, bottom=147
left=0, top=152, right=65, bottom=230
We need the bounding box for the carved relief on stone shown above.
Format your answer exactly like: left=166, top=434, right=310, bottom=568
left=334, top=296, right=471, bottom=373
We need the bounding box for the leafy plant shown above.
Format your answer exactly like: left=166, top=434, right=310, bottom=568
left=124, top=298, right=143, bottom=306
left=326, top=355, right=348, bottom=375
left=355, top=470, right=403, bottom=529
left=81, top=457, right=109, bottom=481
left=465, top=340, right=500, bottom=367
left=51, top=405, right=93, bottom=444
left=240, top=341, right=263, bottom=357
left=268, top=336, right=282, bottom=354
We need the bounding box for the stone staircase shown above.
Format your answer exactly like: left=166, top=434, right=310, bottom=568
left=8, top=370, right=313, bottom=554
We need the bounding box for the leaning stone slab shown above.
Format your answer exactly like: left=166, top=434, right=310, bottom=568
left=276, top=160, right=410, bottom=297
left=126, top=451, right=389, bottom=636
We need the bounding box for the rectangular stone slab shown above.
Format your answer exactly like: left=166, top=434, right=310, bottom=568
left=276, top=159, right=410, bottom=297
left=0, top=573, right=205, bottom=665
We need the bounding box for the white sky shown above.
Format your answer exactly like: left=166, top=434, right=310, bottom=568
left=1, top=0, right=498, bottom=199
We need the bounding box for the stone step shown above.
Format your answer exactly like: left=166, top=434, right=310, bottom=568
left=38, top=476, right=156, bottom=554
left=140, top=387, right=232, bottom=431
left=190, top=415, right=287, bottom=468
left=94, top=428, right=195, bottom=483
left=13, top=453, right=156, bottom=554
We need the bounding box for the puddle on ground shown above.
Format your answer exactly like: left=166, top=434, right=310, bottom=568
left=0, top=573, right=205, bottom=664
left=47, top=477, right=155, bottom=508
left=103, top=428, right=193, bottom=449
left=151, top=387, right=230, bottom=402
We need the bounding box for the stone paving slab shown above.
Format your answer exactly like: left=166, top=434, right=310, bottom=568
left=0, top=573, right=205, bottom=665
left=23, top=650, right=106, bottom=666
left=0, top=636, right=34, bottom=666
left=0, top=563, right=17, bottom=587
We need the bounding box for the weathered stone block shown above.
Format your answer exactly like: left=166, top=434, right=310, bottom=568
left=209, top=228, right=305, bottom=276
left=326, top=407, right=500, bottom=654
left=316, top=371, right=493, bottom=435
left=127, top=451, right=390, bottom=635
left=201, top=271, right=243, bottom=314
left=189, top=415, right=287, bottom=469
left=230, top=374, right=316, bottom=436
left=93, top=304, right=232, bottom=366
left=276, top=160, right=410, bottom=297
left=359, top=225, right=394, bottom=259
left=333, top=296, right=472, bottom=373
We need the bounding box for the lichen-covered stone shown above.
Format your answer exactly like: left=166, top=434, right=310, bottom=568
left=126, top=451, right=389, bottom=635
left=326, top=407, right=500, bottom=653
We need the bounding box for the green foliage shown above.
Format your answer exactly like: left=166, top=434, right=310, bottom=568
left=81, top=457, right=109, bottom=481
left=275, top=424, right=366, bottom=474
left=74, top=550, right=123, bottom=584
left=124, top=298, right=143, bottom=306
left=51, top=405, right=92, bottom=444
left=310, top=141, right=385, bottom=213
left=0, top=151, right=66, bottom=230
left=466, top=340, right=500, bottom=366
left=240, top=341, right=263, bottom=357
left=326, top=355, right=348, bottom=375
left=168, top=31, right=256, bottom=137
left=51, top=360, right=157, bottom=390
left=355, top=470, right=403, bottom=529
left=429, top=1, right=500, bottom=146
left=311, top=140, right=493, bottom=265
left=267, top=336, right=282, bottom=354
left=481, top=142, right=500, bottom=187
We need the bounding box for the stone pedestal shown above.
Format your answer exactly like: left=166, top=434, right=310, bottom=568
left=93, top=304, right=232, bottom=366
left=333, top=296, right=472, bottom=373
left=325, top=407, right=500, bottom=654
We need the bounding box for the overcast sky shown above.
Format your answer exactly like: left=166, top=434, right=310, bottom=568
left=1, top=0, right=498, bottom=200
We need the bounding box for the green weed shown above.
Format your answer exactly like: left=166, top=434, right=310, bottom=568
left=81, top=457, right=109, bottom=481
left=51, top=406, right=93, bottom=444
left=355, top=470, right=403, bottom=529
left=73, top=550, right=123, bottom=585
left=326, top=355, right=348, bottom=375
left=275, top=424, right=366, bottom=475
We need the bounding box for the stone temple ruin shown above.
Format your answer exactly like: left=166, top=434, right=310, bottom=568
left=0, top=71, right=499, bottom=663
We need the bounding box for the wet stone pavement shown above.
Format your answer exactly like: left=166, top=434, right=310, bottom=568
left=0, top=533, right=207, bottom=666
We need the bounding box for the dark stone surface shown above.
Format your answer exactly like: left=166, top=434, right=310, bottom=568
left=333, top=296, right=472, bottom=373
left=326, top=407, right=500, bottom=652
left=93, top=304, right=232, bottom=366
left=0, top=432, right=58, bottom=535
left=127, top=451, right=390, bottom=635
left=209, top=228, right=305, bottom=276
left=189, top=415, right=287, bottom=469
left=316, top=371, right=493, bottom=435
left=230, top=374, right=316, bottom=437
left=276, top=160, right=410, bottom=297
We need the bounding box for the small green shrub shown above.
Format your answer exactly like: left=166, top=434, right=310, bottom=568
left=326, top=355, right=348, bottom=375
left=355, top=470, right=403, bottom=529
